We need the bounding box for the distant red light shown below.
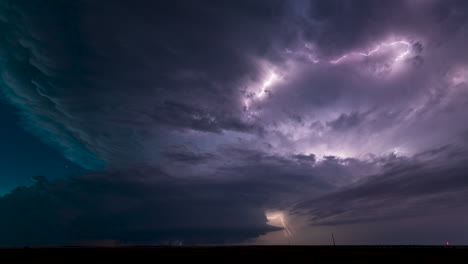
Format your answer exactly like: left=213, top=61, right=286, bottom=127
left=445, top=241, right=450, bottom=246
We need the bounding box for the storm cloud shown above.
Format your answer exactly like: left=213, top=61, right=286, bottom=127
left=1, top=0, right=468, bottom=245
left=294, top=144, right=468, bottom=226
left=0, top=166, right=279, bottom=246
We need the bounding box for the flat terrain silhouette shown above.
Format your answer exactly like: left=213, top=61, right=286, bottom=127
left=1, top=246, right=467, bottom=263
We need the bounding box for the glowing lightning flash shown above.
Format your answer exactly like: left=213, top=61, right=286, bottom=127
left=246, top=40, right=412, bottom=109
left=243, top=70, right=280, bottom=112
left=257, top=72, right=278, bottom=99
left=329, top=41, right=411, bottom=64
left=266, top=211, right=293, bottom=238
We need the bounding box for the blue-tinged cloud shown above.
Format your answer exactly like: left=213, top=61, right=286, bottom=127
left=0, top=0, right=104, bottom=169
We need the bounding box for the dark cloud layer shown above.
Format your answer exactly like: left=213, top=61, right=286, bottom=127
left=0, top=145, right=384, bottom=245
left=1, top=0, right=468, bottom=245
left=0, top=0, right=288, bottom=167
left=0, top=166, right=281, bottom=246
left=294, top=144, right=468, bottom=226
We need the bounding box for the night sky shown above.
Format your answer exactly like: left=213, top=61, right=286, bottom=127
left=1, top=0, right=468, bottom=246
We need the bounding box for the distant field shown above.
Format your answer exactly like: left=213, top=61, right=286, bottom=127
left=1, top=246, right=467, bottom=263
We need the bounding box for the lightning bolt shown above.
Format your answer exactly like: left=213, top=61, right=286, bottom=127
left=246, top=40, right=412, bottom=110
left=329, top=41, right=412, bottom=64
left=260, top=72, right=278, bottom=96
left=266, top=212, right=293, bottom=238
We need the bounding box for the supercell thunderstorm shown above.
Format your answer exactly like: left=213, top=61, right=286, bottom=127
left=2, top=0, right=468, bottom=245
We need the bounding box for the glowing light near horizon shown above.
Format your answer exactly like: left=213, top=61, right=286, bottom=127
left=266, top=211, right=293, bottom=238
left=302, top=144, right=356, bottom=161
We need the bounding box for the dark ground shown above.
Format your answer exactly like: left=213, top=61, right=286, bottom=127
left=1, top=246, right=467, bottom=263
